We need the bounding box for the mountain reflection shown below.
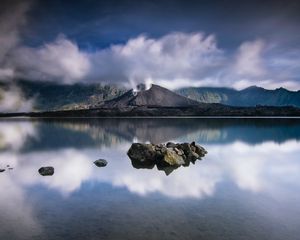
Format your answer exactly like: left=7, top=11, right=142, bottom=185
left=46, top=118, right=300, bottom=145
left=2, top=118, right=300, bottom=152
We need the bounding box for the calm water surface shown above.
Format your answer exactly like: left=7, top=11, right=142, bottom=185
left=0, top=118, right=300, bottom=240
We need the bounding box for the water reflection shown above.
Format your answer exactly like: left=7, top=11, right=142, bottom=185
left=7, top=118, right=300, bottom=152
left=0, top=118, right=300, bottom=198
left=0, top=118, right=300, bottom=239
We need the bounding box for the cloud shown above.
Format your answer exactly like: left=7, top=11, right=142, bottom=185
left=233, top=39, right=266, bottom=77
left=0, top=0, right=32, bottom=79
left=89, top=33, right=224, bottom=88
left=13, top=36, right=91, bottom=83
left=8, top=32, right=223, bottom=87
left=0, top=85, right=35, bottom=112
left=6, top=32, right=300, bottom=90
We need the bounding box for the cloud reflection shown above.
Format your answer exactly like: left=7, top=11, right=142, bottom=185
left=0, top=140, right=299, bottom=199
left=0, top=170, right=41, bottom=239
left=0, top=121, right=37, bottom=151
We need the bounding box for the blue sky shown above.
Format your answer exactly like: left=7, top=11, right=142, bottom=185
left=0, top=0, right=300, bottom=90
left=24, top=0, right=300, bottom=49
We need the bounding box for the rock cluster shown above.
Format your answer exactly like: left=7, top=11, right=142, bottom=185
left=127, top=141, right=207, bottom=175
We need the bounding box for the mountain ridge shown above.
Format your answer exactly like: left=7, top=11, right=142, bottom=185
left=2, top=80, right=300, bottom=111
left=176, top=85, right=300, bottom=107
left=2, top=82, right=300, bottom=117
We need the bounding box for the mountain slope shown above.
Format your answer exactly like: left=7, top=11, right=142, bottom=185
left=0, top=80, right=126, bottom=111
left=176, top=86, right=300, bottom=107
left=104, top=84, right=200, bottom=108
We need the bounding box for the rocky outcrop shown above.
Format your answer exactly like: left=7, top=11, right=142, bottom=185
left=127, top=142, right=207, bottom=175
left=94, top=159, right=108, bottom=167
left=38, top=166, right=54, bottom=176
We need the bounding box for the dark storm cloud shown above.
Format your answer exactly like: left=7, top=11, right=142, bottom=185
left=22, top=0, right=300, bottom=49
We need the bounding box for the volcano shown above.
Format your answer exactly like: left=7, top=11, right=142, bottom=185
left=104, top=84, right=200, bottom=108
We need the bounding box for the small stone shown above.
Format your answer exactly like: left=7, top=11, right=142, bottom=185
left=38, top=167, right=54, bottom=176
left=94, top=159, right=108, bottom=167
left=0, top=169, right=5, bottom=173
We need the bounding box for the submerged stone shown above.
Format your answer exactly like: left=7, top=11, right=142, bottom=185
left=94, top=159, right=108, bottom=167
left=38, top=166, right=54, bottom=176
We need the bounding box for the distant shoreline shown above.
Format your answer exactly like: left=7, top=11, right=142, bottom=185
left=1, top=105, right=300, bottom=118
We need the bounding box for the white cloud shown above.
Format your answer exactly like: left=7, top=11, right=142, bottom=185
left=88, top=32, right=224, bottom=88
left=234, top=39, right=266, bottom=77
left=13, top=36, right=91, bottom=83
left=4, top=32, right=224, bottom=86
left=0, top=85, right=34, bottom=112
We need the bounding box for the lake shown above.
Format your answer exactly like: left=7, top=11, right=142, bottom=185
left=0, top=118, right=300, bottom=240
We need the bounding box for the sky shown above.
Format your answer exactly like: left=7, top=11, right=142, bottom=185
left=0, top=0, right=300, bottom=90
